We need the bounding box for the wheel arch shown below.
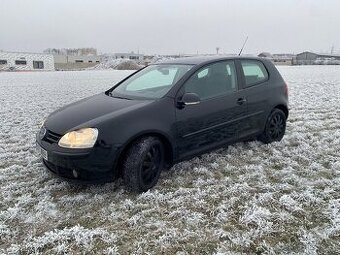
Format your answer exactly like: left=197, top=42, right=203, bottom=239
left=274, top=104, right=289, bottom=119
left=114, top=130, right=175, bottom=177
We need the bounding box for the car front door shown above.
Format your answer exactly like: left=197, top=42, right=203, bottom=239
left=175, top=60, right=247, bottom=159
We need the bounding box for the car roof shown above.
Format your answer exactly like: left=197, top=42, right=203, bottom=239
left=155, top=55, right=265, bottom=66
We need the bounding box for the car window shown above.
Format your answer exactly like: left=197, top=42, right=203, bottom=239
left=241, top=60, right=268, bottom=87
left=126, top=67, right=177, bottom=91
left=183, top=61, right=237, bottom=100
left=112, top=64, right=192, bottom=99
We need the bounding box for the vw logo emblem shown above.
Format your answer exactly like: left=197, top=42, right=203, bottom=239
left=39, top=127, right=47, bottom=140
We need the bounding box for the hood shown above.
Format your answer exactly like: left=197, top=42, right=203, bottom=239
left=45, top=93, right=148, bottom=134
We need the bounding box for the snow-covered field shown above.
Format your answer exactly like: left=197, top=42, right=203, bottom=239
left=0, top=67, right=339, bottom=254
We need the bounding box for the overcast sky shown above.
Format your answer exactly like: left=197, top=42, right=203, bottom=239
left=0, top=0, right=339, bottom=55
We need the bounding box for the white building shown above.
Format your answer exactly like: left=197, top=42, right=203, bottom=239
left=0, top=51, right=54, bottom=71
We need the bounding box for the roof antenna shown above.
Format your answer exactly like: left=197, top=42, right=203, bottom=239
left=238, top=36, right=248, bottom=56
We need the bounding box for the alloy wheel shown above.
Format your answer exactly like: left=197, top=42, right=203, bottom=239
left=269, top=113, right=285, bottom=139
left=141, top=144, right=162, bottom=186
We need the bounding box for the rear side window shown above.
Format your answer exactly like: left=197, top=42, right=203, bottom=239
left=241, top=60, right=268, bottom=87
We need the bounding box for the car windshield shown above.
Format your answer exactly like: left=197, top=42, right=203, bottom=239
left=110, top=64, right=193, bottom=99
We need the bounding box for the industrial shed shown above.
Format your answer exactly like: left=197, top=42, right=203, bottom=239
left=294, top=51, right=340, bottom=65
left=0, top=51, right=55, bottom=71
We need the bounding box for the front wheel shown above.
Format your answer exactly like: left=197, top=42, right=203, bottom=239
left=259, top=109, right=287, bottom=144
left=122, top=136, right=164, bottom=192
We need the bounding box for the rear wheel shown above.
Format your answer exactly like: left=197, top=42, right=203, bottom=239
left=122, top=136, right=164, bottom=192
left=259, top=109, right=286, bottom=144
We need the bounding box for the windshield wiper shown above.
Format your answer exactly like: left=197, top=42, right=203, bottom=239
left=108, top=91, right=131, bottom=100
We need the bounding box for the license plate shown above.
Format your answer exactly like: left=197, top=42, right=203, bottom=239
left=37, top=144, right=48, bottom=161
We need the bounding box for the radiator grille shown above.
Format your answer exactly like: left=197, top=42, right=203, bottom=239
left=43, top=130, right=62, bottom=144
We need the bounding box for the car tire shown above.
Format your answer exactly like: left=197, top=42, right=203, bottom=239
left=122, top=136, right=164, bottom=192
left=259, top=108, right=286, bottom=144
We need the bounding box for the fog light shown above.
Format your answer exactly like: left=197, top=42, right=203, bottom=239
left=72, top=169, right=78, bottom=178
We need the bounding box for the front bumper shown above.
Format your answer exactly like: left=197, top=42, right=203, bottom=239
left=36, top=133, right=121, bottom=183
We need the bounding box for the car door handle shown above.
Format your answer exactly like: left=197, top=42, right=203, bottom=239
left=237, top=98, right=247, bottom=105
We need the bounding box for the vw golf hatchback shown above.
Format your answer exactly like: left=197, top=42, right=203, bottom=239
left=36, top=56, right=289, bottom=192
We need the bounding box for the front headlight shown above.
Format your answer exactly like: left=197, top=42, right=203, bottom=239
left=58, top=128, right=98, bottom=149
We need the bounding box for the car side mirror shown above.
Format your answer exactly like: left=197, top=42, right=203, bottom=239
left=177, top=93, right=200, bottom=108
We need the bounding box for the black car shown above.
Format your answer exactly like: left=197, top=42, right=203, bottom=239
left=36, top=56, right=288, bottom=192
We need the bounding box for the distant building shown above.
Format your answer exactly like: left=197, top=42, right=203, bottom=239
left=258, top=52, right=273, bottom=59
left=294, top=51, right=340, bottom=65
left=258, top=52, right=294, bottom=65
left=44, top=48, right=97, bottom=56
left=44, top=48, right=100, bottom=70
left=112, top=53, right=144, bottom=61
left=52, top=55, right=101, bottom=70
left=53, top=55, right=101, bottom=64
left=0, top=51, right=54, bottom=71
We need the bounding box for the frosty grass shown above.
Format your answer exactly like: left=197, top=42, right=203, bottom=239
left=0, top=66, right=339, bottom=254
